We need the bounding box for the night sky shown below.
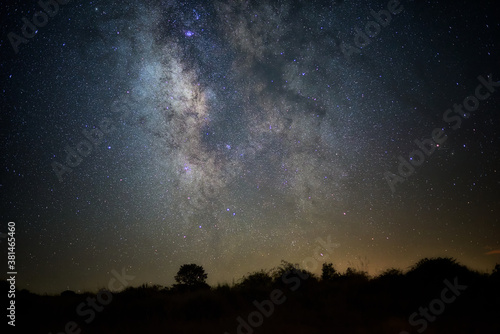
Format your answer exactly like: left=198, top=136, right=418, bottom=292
left=1, top=0, right=499, bottom=294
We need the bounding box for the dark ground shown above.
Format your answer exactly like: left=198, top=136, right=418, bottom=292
left=5, top=258, right=500, bottom=334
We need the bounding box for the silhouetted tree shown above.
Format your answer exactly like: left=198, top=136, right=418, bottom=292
left=344, top=267, right=363, bottom=277
left=379, top=268, right=403, bottom=278
left=407, top=257, right=468, bottom=283
left=410, top=257, right=460, bottom=272
left=492, top=263, right=500, bottom=280
left=237, top=269, right=273, bottom=290
left=271, top=260, right=317, bottom=291
left=371, top=268, right=405, bottom=292
left=174, top=263, right=209, bottom=291
left=321, top=262, right=339, bottom=281
left=375, top=268, right=402, bottom=282
left=341, top=267, right=369, bottom=282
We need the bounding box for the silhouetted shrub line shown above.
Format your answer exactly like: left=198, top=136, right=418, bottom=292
left=47, top=267, right=135, bottom=334
left=4, top=258, right=499, bottom=333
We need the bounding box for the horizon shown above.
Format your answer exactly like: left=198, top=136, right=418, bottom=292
left=12, top=255, right=499, bottom=295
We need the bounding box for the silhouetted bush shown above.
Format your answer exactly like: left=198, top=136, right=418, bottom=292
left=407, top=257, right=466, bottom=281
left=321, top=262, right=339, bottom=281
left=60, top=290, right=77, bottom=297
left=492, top=263, right=500, bottom=281
left=237, top=269, right=273, bottom=290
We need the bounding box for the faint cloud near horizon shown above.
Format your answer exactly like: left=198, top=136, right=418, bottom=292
left=485, top=250, right=500, bottom=255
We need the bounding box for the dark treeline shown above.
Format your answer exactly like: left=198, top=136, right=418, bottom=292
left=5, top=258, right=500, bottom=333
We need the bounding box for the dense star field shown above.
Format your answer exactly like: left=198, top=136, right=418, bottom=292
left=1, top=0, right=499, bottom=296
